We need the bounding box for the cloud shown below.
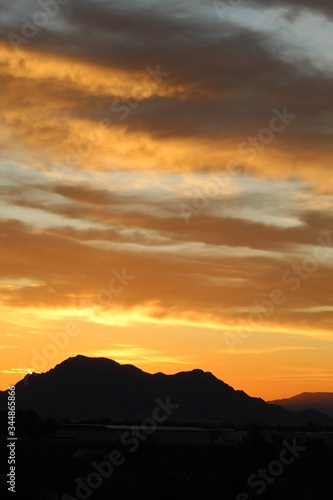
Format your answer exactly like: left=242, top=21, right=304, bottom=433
left=0, top=0, right=332, bottom=189
left=1, top=181, right=330, bottom=251
left=221, top=0, right=333, bottom=21
left=0, top=193, right=332, bottom=334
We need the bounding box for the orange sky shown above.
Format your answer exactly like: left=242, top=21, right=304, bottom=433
left=0, top=1, right=333, bottom=400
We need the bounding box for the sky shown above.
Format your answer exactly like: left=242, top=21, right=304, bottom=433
left=0, top=0, right=332, bottom=400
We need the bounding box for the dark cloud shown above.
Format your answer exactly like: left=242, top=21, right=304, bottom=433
left=0, top=0, right=332, bottom=176
left=225, top=0, right=333, bottom=21
left=0, top=182, right=329, bottom=252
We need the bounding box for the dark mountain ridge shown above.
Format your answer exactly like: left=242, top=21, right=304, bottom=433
left=0, top=355, right=331, bottom=424
left=270, top=392, right=333, bottom=418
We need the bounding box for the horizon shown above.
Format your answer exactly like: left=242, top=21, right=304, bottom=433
left=1, top=0, right=333, bottom=402
left=2, top=354, right=333, bottom=402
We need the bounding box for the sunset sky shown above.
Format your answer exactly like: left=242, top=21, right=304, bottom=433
left=0, top=0, right=332, bottom=400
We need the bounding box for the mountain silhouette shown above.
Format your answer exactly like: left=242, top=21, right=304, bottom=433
left=0, top=355, right=332, bottom=424
left=270, top=392, right=333, bottom=418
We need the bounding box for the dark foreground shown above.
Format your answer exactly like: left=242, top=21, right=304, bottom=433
left=1, top=414, right=333, bottom=500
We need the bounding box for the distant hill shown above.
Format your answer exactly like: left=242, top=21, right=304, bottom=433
left=269, top=392, right=333, bottom=418
left=0, top=355, right=332, bottom=424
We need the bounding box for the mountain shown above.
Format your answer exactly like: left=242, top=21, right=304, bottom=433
left=0, top=355, right=332, bottom=424
left=269, top=392, right=333, bottom=418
